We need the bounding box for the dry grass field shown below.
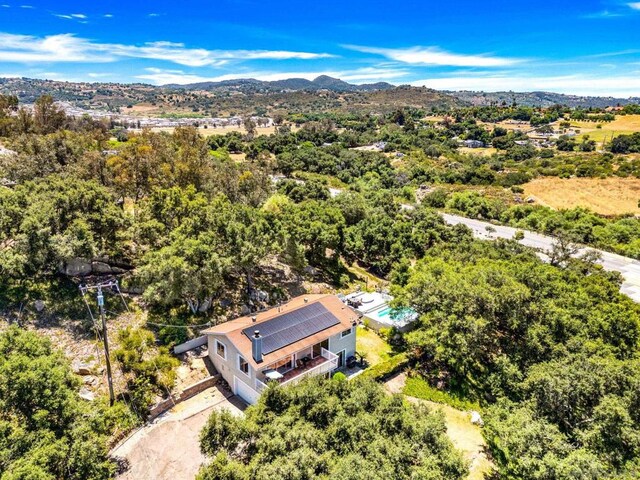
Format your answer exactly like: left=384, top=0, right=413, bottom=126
left=568, top=114, right=640, bottom=143
left=523, top=176, right=640, bottom=215
left=129, top=124, right=299, bottom=137
left=459, top=147, right=498, bottom=156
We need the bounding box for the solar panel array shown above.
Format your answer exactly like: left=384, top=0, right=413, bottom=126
left=242, top=302, right=340, bottom=355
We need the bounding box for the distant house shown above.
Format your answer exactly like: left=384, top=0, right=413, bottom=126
left=463, top=139, right=485, bottom=148
left=204, top=294, right=357, bottom=404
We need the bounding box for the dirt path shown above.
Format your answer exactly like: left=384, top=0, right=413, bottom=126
left=384, top=374, right=493, bottom=480
left=112, top=386, right=245, bottom=480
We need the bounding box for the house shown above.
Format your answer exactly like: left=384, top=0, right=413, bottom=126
left=462, top=139, right=485, bottom=148
left=204, top=294, right=357, bottom=404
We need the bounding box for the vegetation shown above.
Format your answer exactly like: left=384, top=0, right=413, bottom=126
left=0, top=327, right=134, bottom=480
left=403, top=376, right=480, bottom=412
left=394, top=239, right=640, bottom=477
left=197, top=377, right=467, bottom=480
left=2, top=89, right=640, bottom=479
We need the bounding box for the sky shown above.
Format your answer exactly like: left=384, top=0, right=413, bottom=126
left=1, top=1, right=640, bottom=96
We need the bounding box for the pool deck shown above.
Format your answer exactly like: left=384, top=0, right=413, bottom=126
left=343, top=291, right=418, bottom=331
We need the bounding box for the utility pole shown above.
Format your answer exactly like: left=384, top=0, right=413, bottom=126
left=79, top=279, right=127, bottom=407
left=96, top=286, right=115, bottom=406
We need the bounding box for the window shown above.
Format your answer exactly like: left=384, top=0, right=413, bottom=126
left=238, top=355, right=249, bottom=376
left=269, top=356, right=293, bottom=372
left=341, top=328, right=352, bottom=338
left=216, top=340, right=226, bottom=359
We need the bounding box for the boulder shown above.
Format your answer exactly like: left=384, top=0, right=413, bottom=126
left=91, top=261, right=113, bottom=274
left=82, top=375, right=98, bottom=386
left=79, top=387, right=95, bottom=401
left=73, top=360, right=96, bottom=376
left=62, top=258, right=92, bottom=276
left=251, top=289, right=269, bottom=302
left=34, top=299, right=45, bottom=312
left=304, top=265, right=319, bottom=276
left=471, top=411, right=484, bottom=426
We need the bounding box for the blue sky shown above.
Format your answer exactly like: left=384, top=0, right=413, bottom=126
left=1, top=1, right=640, bottom=96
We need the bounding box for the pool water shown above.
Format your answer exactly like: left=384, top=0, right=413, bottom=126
left=372, top=306, right=417, bottom=322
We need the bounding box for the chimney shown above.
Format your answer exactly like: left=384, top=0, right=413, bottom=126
left=252, top=330, right=263, bottom=363
left=251, top=315, right=257, bottom=323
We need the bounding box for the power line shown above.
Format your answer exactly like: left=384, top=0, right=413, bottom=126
left=145, top=321, right=213, bottom=328
left=79, top=278, right=124, bottom=406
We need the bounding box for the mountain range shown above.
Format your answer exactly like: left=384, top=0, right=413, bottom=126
left=164, top=75, right=395, bottom=92
left=165, top=75, right=640, bottom=107
left=1, top=76, right=638, bottom=111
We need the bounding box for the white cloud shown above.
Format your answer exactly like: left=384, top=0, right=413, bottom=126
left=70, top=13, right=86, bottom=19
left=54, top=14, right=73, bottom=20
left=629, top=3, right=640, bottom=10
left=344, top=45, right=521, bottom=67
left=410, top=74, right=640, bottom=97
left=104, top=14, right=113, bottom=18
left=0, top=32, right=334, bottom=66
left=19, top=4, right=32, bottom=8
left=0, top=33, right=108, bottom=62
left=136, top=67, right=409, bottom=85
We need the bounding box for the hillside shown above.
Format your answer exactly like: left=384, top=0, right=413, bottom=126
left=5, top=76, right=640, bottom=117
left=449, top=89, right=640, bottom=108
left=0, top=76, right=461, bottom=115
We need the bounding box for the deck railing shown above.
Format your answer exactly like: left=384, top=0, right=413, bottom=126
left=280, top=348, right=339, bottom=387
left=255, top=378, right=268, bottom=393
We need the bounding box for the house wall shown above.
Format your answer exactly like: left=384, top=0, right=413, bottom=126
left=207, top=334, right=258, bottom=396
left=328, top=326, right=357, bottom=363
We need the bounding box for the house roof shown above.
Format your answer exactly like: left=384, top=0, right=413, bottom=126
left=203, top=294, right=357, bottom=369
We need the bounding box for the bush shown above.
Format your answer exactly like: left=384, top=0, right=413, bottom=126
left=332, top=371, right=347, bottom=381
left=360, top=353, right=408, bottom=381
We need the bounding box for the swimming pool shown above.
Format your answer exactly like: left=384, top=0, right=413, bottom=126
left=366, top=305, right=418, bottom=330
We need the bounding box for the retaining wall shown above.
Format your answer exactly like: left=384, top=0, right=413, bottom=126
left=173, top=335, right=208, bottom=354
left=148, top=374, right=219, bottom=420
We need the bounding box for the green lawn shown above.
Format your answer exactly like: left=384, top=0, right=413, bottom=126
left=403, top=376, right=481, bottom=411
left=402, top=376, right=492, bottom=480
left=355, top=327, right=393, bottom=366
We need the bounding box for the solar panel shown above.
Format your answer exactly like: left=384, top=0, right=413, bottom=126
left=242, top=302, right=340, bottom=355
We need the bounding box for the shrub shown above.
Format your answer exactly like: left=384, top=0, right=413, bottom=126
left=360, top=353, right=408, bottom=381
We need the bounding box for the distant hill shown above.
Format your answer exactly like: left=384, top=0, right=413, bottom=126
left=447, top=90, right=640, bottom=108
left=164, top=75, right=395, bottom=92
left=0, top=77, right=458, bottom=115
left=0, top=76, right=637, bottom=116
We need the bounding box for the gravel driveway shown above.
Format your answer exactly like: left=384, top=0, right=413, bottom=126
left=112, top=386, right=246, bottom=480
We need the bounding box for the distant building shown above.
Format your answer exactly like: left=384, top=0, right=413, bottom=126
left=463, top=139, right=485, bottom=148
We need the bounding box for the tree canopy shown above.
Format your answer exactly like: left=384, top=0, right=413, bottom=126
left=197, top=377, right=467, bottom=480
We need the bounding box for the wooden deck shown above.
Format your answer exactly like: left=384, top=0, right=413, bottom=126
left=280, top=356, right=329, bottom=383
